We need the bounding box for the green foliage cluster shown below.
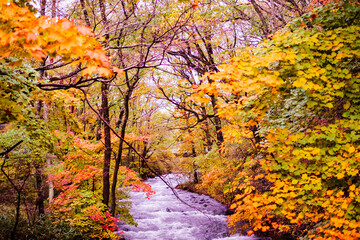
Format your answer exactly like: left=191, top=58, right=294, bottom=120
left=0, top=58, right=38, bottom=123
left=0, top=211, right=82, bottom=240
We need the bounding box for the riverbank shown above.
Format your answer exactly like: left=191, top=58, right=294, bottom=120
left=175, top=181, right=235, bottom=216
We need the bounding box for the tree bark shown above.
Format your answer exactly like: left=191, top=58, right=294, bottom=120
left=111, top=86, right=132, bottom=214
left=96, top=118, right=102, bottom=140
left=34, top=100, right=46, bottom=215
left=51, top=0, right=57, bottom=18
left=250, top=0, right=271, bottom=37
left=210, top=95, right=224, bottom=146
left=80, top=0, right=91, bottom=26
left=44, top=103, right=54, bottom=203
left=101, top=82, right=111, bottom=206
left=40, top=0, right=46, bottom=16
left=192, top=147, right=198, bottom=184
left=201, top=107, right=213, bottom=152
left=98, top=0, right=112, bottom=207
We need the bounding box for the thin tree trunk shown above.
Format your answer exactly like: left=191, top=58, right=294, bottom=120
left=201, top=72, right=223, bottom=147
left=47, top=157, right=54, bottom=203
left=11, top=190, right=21, bottom=240
left=209, top=95, right=224, bottom=146
left=83, top=99, right=87, bottom=132
left=101, top=82, right=111, bottom=206
left=34, top=164, right=45, bottom=215
left=250, top=0, right=270, bottom=37
left=80, top=0, right=91, bottom=26
left=191, top=146, right=198, bottom=184
left=1, top=145, right=27, bottom=240
left=96, top=118, right=102, bottom=140
left=201, top=107, right=212, bottom=152
left=98, top=0, right=112, bottom=207
left=111, top=88, right=131, bottom=214
left=40, top=0, right=46, bottom=16
left=51, top=0, right=57, bottom=18
left=44, top=103, right=54, bottom=203
left=34, top=100, right=46, bottom=215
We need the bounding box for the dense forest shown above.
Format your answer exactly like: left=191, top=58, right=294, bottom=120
left=1, top=0, right=359, bottom=239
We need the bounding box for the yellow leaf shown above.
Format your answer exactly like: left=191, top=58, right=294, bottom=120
left=341, top=201, right=348, bottom=209
left=234, top=194, right=242, bottom=200
left=337, top=172, right=345, bottom=179
left=293, top=78, right=307, bottom=88
left=289, top=192, right=297, bottom=198
left=344, top=101, right=351, bottom=110
left=326, top=190, right=334, bottom=195
left=348, top=146, right=355, bottom=154
left=311, top=148, right=321, bottom=155
left=275, top=198, right=284, bottom=204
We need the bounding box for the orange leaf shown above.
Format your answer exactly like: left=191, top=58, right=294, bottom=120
left=77, top=25, right=93, bottom=36
left=0, top=51, right=12, bottom=61
left=61, top=19, right=73, bottom=31
left=113, top=66, right=124, bottom=75
left=191, top=1, right=199, bottom=9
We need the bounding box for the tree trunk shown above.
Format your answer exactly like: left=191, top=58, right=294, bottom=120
left=96, top=118, right=102, bottom=140
left=191, top=146, right=198, bottom=184
left=98, top=0, right=112, bottom=207
left=209, top=95, right=224, bottom=146
left=101, top=82, right=111, bottom=206
left=34, top=101, right=46, bottom=215
left=46, top=156, right=54, bottom=203
left=34, top=164, right=45, bottom=215
left=80, top=0, right=91, bottom=26
left=111, top=88, right=131, bottom=214
left=40, top=0, right=46, bottom=16
left=10, top=190, right=21, bottom=240
left=201, top=107, right=213, bottom=152
left=44, top=103, right=54, bottom=203
left=51, top=0, right=57, bottom=18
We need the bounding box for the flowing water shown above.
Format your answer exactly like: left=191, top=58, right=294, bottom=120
left=118, top=174, right=269, bottom=240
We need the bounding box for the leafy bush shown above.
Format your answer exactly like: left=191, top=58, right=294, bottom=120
left=0, top=210, right=82, bottom=240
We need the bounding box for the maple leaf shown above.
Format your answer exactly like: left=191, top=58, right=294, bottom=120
left=112, top=66, right=124, bottom=75
left=82, top=66, right=98, bottom=77
left=191, top=1, right=199, bottom=9
left=77, top=25, right=94, bottom=36
left=61, top=19, right=73, bottom=31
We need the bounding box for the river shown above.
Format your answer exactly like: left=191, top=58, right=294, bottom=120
left=118, top=174, right=269, bottom=240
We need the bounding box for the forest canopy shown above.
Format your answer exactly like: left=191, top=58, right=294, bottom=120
left=1, top=0, right=359, bottom=239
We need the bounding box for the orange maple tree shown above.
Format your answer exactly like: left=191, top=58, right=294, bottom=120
left=0, top=0, right=122, bottom=78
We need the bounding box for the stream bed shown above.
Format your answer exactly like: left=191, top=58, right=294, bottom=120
left=118, top=174, right=268, bottom=240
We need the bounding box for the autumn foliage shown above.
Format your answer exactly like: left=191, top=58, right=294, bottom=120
left=190, top=0, right=360, bottom=239
left=48, top=132, right=155, bottom=239
left=2, top=0, right=360, bottom=239
left=0, top=0, right=113, bottom=77
left=0, top=0, right=152, bottom=239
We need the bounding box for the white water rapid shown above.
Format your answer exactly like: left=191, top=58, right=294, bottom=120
left=118, top=174, right=270, bottom=240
